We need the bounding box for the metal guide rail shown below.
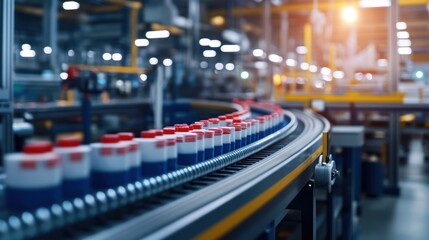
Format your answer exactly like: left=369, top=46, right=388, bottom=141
left=0, top=106, right=328, bottom=240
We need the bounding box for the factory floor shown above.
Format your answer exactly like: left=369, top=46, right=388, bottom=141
left=360, top=138, right=429, bottom=240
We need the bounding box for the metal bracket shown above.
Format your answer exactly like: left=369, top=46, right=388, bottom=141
left=314, top=132, right=339, bottom=192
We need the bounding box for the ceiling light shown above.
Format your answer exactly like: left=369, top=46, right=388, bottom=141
left=397, top=31, right=409, bottom=39
left=398, top=47, right=412, bottom=55
left=268, top=54, right=283, bottom=63
left=215, top=63, right=224, bottom=71
left=252, top=49, right=264, bottom=57
left=63, top=1, right=80, bottom=10
left=43, top=46, right=52, bottom=54
left=300, top=62, right=309, bottom=70
left=240, top=71, right=250, bottom=80
left=225, top=63, right=235, bottom=71
left=209, top=40, right=221, bottom=48
left=203, top=50, right=216, bottom=58
left=199, top=38, right=210, bottom=46
left=360, top=0, right=390, bottom=8
left=220, top=45, right=240, bottom=53
left=149, top=57, right=158, bottom=65
left=140, top=74, right=147, bottom=82
left=296, top=46, right=308, bottom=54
left=341, top=6, right=358, bottom=23
left=321, top=67, right=331, bottom=75
left=200, top=61, right=208, bottom=69
left=21, top=44, right=31, bottom=50
left=112, top=53, right=122, bottom=61
left=102, top=53, right=111, bottom=61
left=333, top=71, right=345, bottom=79
left=398, top=39, right=411, bottom=47
left=396, top=22, right=407, bottom=30
left=286, top=59, right=297, bottom=67
left=135, top=39, right=149, bottom=47
left=145, top=30, right=170, bottom=39
left=309, top=65, right=318, bottom=73
left=163, top=58, right=173, bottom=66
left=60, top=72, right=68, bottom=80
left=20, top=49, right=35, bottom=58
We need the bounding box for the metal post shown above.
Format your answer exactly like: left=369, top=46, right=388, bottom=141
left=187, top=0, right=200, bottom=70
left=154, top=66, right=164, bottom=129
left=386, top=0, right=400, bottom=195
left=289, top=180, right=315, bottom=240
left=263, top=0, right=273, bottom=100
left=43, top=0, right=59, bottom=75
left=1, top=0, right=15, bottom=160
left=81, top=94, right=92, bottom=144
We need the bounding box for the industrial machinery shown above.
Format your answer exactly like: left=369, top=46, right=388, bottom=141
left=0, top=100, right=335, bottom=239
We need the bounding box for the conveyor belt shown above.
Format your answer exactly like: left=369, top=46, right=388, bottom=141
left=0, top=107, right=329, bottom=240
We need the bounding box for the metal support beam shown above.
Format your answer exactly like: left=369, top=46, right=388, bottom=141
left=153, top=66, right=164, bottom=129
left=1, top=0, right=14, bottom=161
left=263, top=0, right=273, bottom=100
left=43, top=0, right=59, bottom=75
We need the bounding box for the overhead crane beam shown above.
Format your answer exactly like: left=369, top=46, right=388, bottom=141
left=209, top=0, right=429, bottom=17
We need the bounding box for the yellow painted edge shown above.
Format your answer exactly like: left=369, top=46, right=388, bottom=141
left=322, top=132, right=328, bottom=163
left=71, top=65, right=146, bottom=74
left=195, top=146, right=322, bottom=240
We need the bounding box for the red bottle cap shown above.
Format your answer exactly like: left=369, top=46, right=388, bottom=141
left=24, top=141, right=54, bottom=154
left=101, top=134, right=119, bottom=143
left=57, top=136, right=81, bottom=147
left=118, top=132, right=134, bottom=141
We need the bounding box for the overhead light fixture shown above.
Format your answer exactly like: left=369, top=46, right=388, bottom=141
left=60, top=72, right=68, bottom=80
left=333, top=71, right=345, bottom=79
left=397, top=31, right=410, bottom=39
left=309, top=65, right=318, bottom=73
left=215, top=63, right=224, bottom=71
left=398, top=47, right=412, bottom=55
left=225, top=63, right=235, bottom=71
left=112, top=53, right=122, bottom=61
left=377, top=59, right=388, bottom=68
left=21, top=44, right=31, bottom=50
left=209, top=40, right=221, bottom=48
left=360, top=0, right=390, bottom=8
left=135, top=39, right=149, bottom=47
left=252, top=49, right=264, bottom=57
left=63, top=1, right=80, bottom=10
left=398, top=39, right=411, bottom=47
left=140, top=74, right=147, bottom=82
left=20, top=49, right=36, bottom=58
left=268, top=54, right=283, bottom=63
left=163, top=58, right=173, bottom=66
left=286, top=59, right=297, bottom=67
left=300, top=62, right=309, bottom=70
left=43, top=46, right=52, bottom=54
left=254, top=61, right=267, bottom=69
left=296, top=46, right=308, bottom=55
left=341, top=6, right=358, bottom=23
left=203, top=50, right=216, bottom=58
left=102, top=53, right=111, bottom=61
left=145, top=30, right=170, bottom=39
left=200, top=61, right=208, bottom=69
left=396, top=22, right=407, bottom=30
left=240, top=71, right=250, bottom=80
left=68, top=49, right=75, bottom=57
left=199, top=38, right=210, bottom=46
left=321, top=67, right=332, bottom=75
left=210, top=16, right=225, bottom=26
left=149, top=57, right=159, bottom=65
left=220, top=45, right=240, bottom=53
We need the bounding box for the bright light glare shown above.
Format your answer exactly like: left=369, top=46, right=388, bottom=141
left=397, top=31, right=409, bottom=39
left=396, top=22, right=407, bottom=30
left=60, top=72, right=68, bottom=80
left=68, top=50, right=75, bottom=57
left=415, top=71, right=424, bottom=79
left=300, top=62, right=309, bottom=70
left=321, top=67, right=331, bottom=75
left=43, top=46, right=52, bottom=54
left=220, top=45, right=240, bottom=53
left=314, top=81, right=324, bottom=88
left=102, top=53, right=112, bottom=61
left=255, top=61, right=267, bottom=69
left=341, top=6, right=358, bottom=23
left=398, top=47, right=412, bottom=55
left=209, top=40, right=221, bottom=48
left=135, top=39, right=149, bottom=47
left=199, top=38, right=210, bottom=46
left=163, top=58, right=173, bottom=66
left=398, top=39, right=411, bottom=47
left=377, top=59, right=388, bottom=67
left=63, top=1, right=80, bottom=10
left=309, top=65, right=318, bottom=73
left=354, top=72, right=364, bottom=81
left=240, top=71, right=250, bottom=80
left=20, top=49, right=36, bottom=58
left=140, top=74, right=147, bottom=81
left=333, top=71, right=345, bottom=79
left=225, top=63, right=235, bottom=71
left=286, top=59, right=297, bottom=67
left=365, top=73, right=373, bottom=80
left=149, top=57, right=158, bottom=65
left=360, top=0, right=390, bottom=8
left=215, top=63, right=224, bottom=71
left=200, top=61, right=208, bottom=69
left=112, top=53, right=122, bottom=61
left=203, top=50, right=216, bottom=58
left=21, top=44, right=31, bottom=50
left=268, top=54, right=283, bottom=63
left=253, top=49, right=264, bottom=57
left=296, top=46, right=308, bottom=54
left=145, top=30, right=170, bottom=39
